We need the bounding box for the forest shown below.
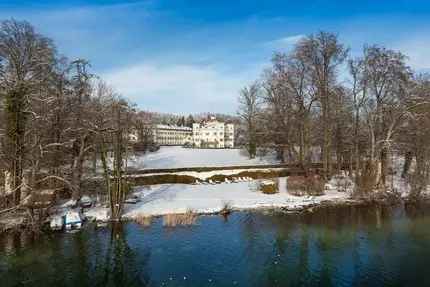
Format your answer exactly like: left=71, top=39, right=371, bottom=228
left=0, top=19, right=145, bottom=220
left=238, top=31, right=430, bottom=197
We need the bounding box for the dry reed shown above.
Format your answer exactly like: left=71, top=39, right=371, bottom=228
left=163, top=209, right=197, bottom=227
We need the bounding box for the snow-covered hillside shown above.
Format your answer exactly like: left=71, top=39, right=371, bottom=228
left=128, top=146, right=279, bottom=169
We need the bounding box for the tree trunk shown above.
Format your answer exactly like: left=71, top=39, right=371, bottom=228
left=402, top=151, right=412, bottom=178
left=71, top=157, right=83, bottom=200
left=354, top=109, right=360, bottom=177
left=379, top=147, right=388, bottom=188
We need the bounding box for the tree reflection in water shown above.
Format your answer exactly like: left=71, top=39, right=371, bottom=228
left=95, top=222, right=150, bottom=287
left=242, top=204, right=430, bottom=287
left=0, top=223, right=150, bottom=287
left=2, top=204, right=430, bottom=287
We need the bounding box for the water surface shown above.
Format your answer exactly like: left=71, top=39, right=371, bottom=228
left=1, top=204, right=430, bottom=287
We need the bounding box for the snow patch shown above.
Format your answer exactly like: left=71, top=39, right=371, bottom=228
left=123, top=177, right=350, bottom=218
left=128, top=146, right=279, bottom=169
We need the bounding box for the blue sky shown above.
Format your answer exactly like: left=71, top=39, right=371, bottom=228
left=1, top=1, right=430, bottom=114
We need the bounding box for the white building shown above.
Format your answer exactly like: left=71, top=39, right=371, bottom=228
left=153, top=124, right=192, bottom=146
left=192, top=117, right=234, bottom=148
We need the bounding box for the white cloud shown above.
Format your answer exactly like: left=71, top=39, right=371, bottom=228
left=394, top=36, right=430, bottom=71
left=102, top=63, right=256, bottom=114
left=264, top=34, right=305, bottom=50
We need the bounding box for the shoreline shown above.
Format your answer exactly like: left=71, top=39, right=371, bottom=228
left=2, top=194, right=427, bottom=234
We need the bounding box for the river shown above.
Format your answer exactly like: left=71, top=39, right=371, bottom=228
left=1, top=203, right=430, bottom=286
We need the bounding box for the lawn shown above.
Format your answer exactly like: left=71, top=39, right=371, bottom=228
left=128, top=146, right=279, bottom=169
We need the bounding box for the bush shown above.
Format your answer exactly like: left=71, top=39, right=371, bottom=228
left=332, top=174, right=354, bottom=193
left=355, top=160, right=378, bottom=195
left=287, top=175, right=325, bottom=196
left=220, top=201, right=232, bottom=215
left=259, top=179, right=279, bottom=194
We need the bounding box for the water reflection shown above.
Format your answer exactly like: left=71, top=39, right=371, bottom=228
left=0, top=223, right=149, bottom=287
left=245, top=205, right=430, bottom=287
left=1, top=204, right=430, bottom=287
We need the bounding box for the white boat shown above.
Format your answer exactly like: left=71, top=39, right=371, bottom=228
left=50, top=215, right=64, bottom=231
left=65, top=210, right=83, bottom=230
left=125, top=197, right=139, bottom=204
left=80, top=195, right=93, bottom=208
left=61, top=199, right=77, bottom=208
left=96, top=221, right=108, bottom=228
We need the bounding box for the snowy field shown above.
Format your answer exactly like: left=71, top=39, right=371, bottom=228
left=122, top=177, right=351, bottom=218
left=127, top=146, right=279, bottom=169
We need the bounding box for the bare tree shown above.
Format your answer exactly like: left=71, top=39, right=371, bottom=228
left=295, top=32, right=348, bottom=178
left=361, top=45, right=412, bottom=188
left=238, top=82, right=261, bottom=159
left=348, top=57, right=368, bottom=175
left=0, top=19, right=56, bottom=205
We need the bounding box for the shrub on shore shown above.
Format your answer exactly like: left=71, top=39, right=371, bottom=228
left=259, top=179, right=279, bottom=194
left=220, top=201, right=233, bottom=215
left=287, top=175, right=325, bottom=196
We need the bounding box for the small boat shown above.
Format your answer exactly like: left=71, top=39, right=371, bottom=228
left=80, top=195, right=93, bottom=208
left=50, top=215, right=64, bottom=231
left=96, top=221, right=108, bottom=228
left=61, top=199, right=77, bottom=208
left=125, top=197, right=140, bottom=204
left=65, top=210, right=83, bottom=230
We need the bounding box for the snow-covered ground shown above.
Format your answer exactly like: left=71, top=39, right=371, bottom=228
left=127, top=146, right=279, bottom=169
left=122, top=177, right=351, bottom=218
left=44, top=176, right=350, bottom=224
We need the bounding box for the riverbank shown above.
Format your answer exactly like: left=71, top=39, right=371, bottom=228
left=0, top=175, right=346, bottom=232
left=2, top=169, right=428, bottom=233
left=1, top=191, right=428, bottom=233
left=123, top=177, right=351, bottom=218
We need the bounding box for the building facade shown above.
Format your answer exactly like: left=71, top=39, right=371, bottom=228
left=192, top=117, right=234, bottom=148
left=148, top=118, right=234, bottom=148
left=153, top=125, right=193, bottom=146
